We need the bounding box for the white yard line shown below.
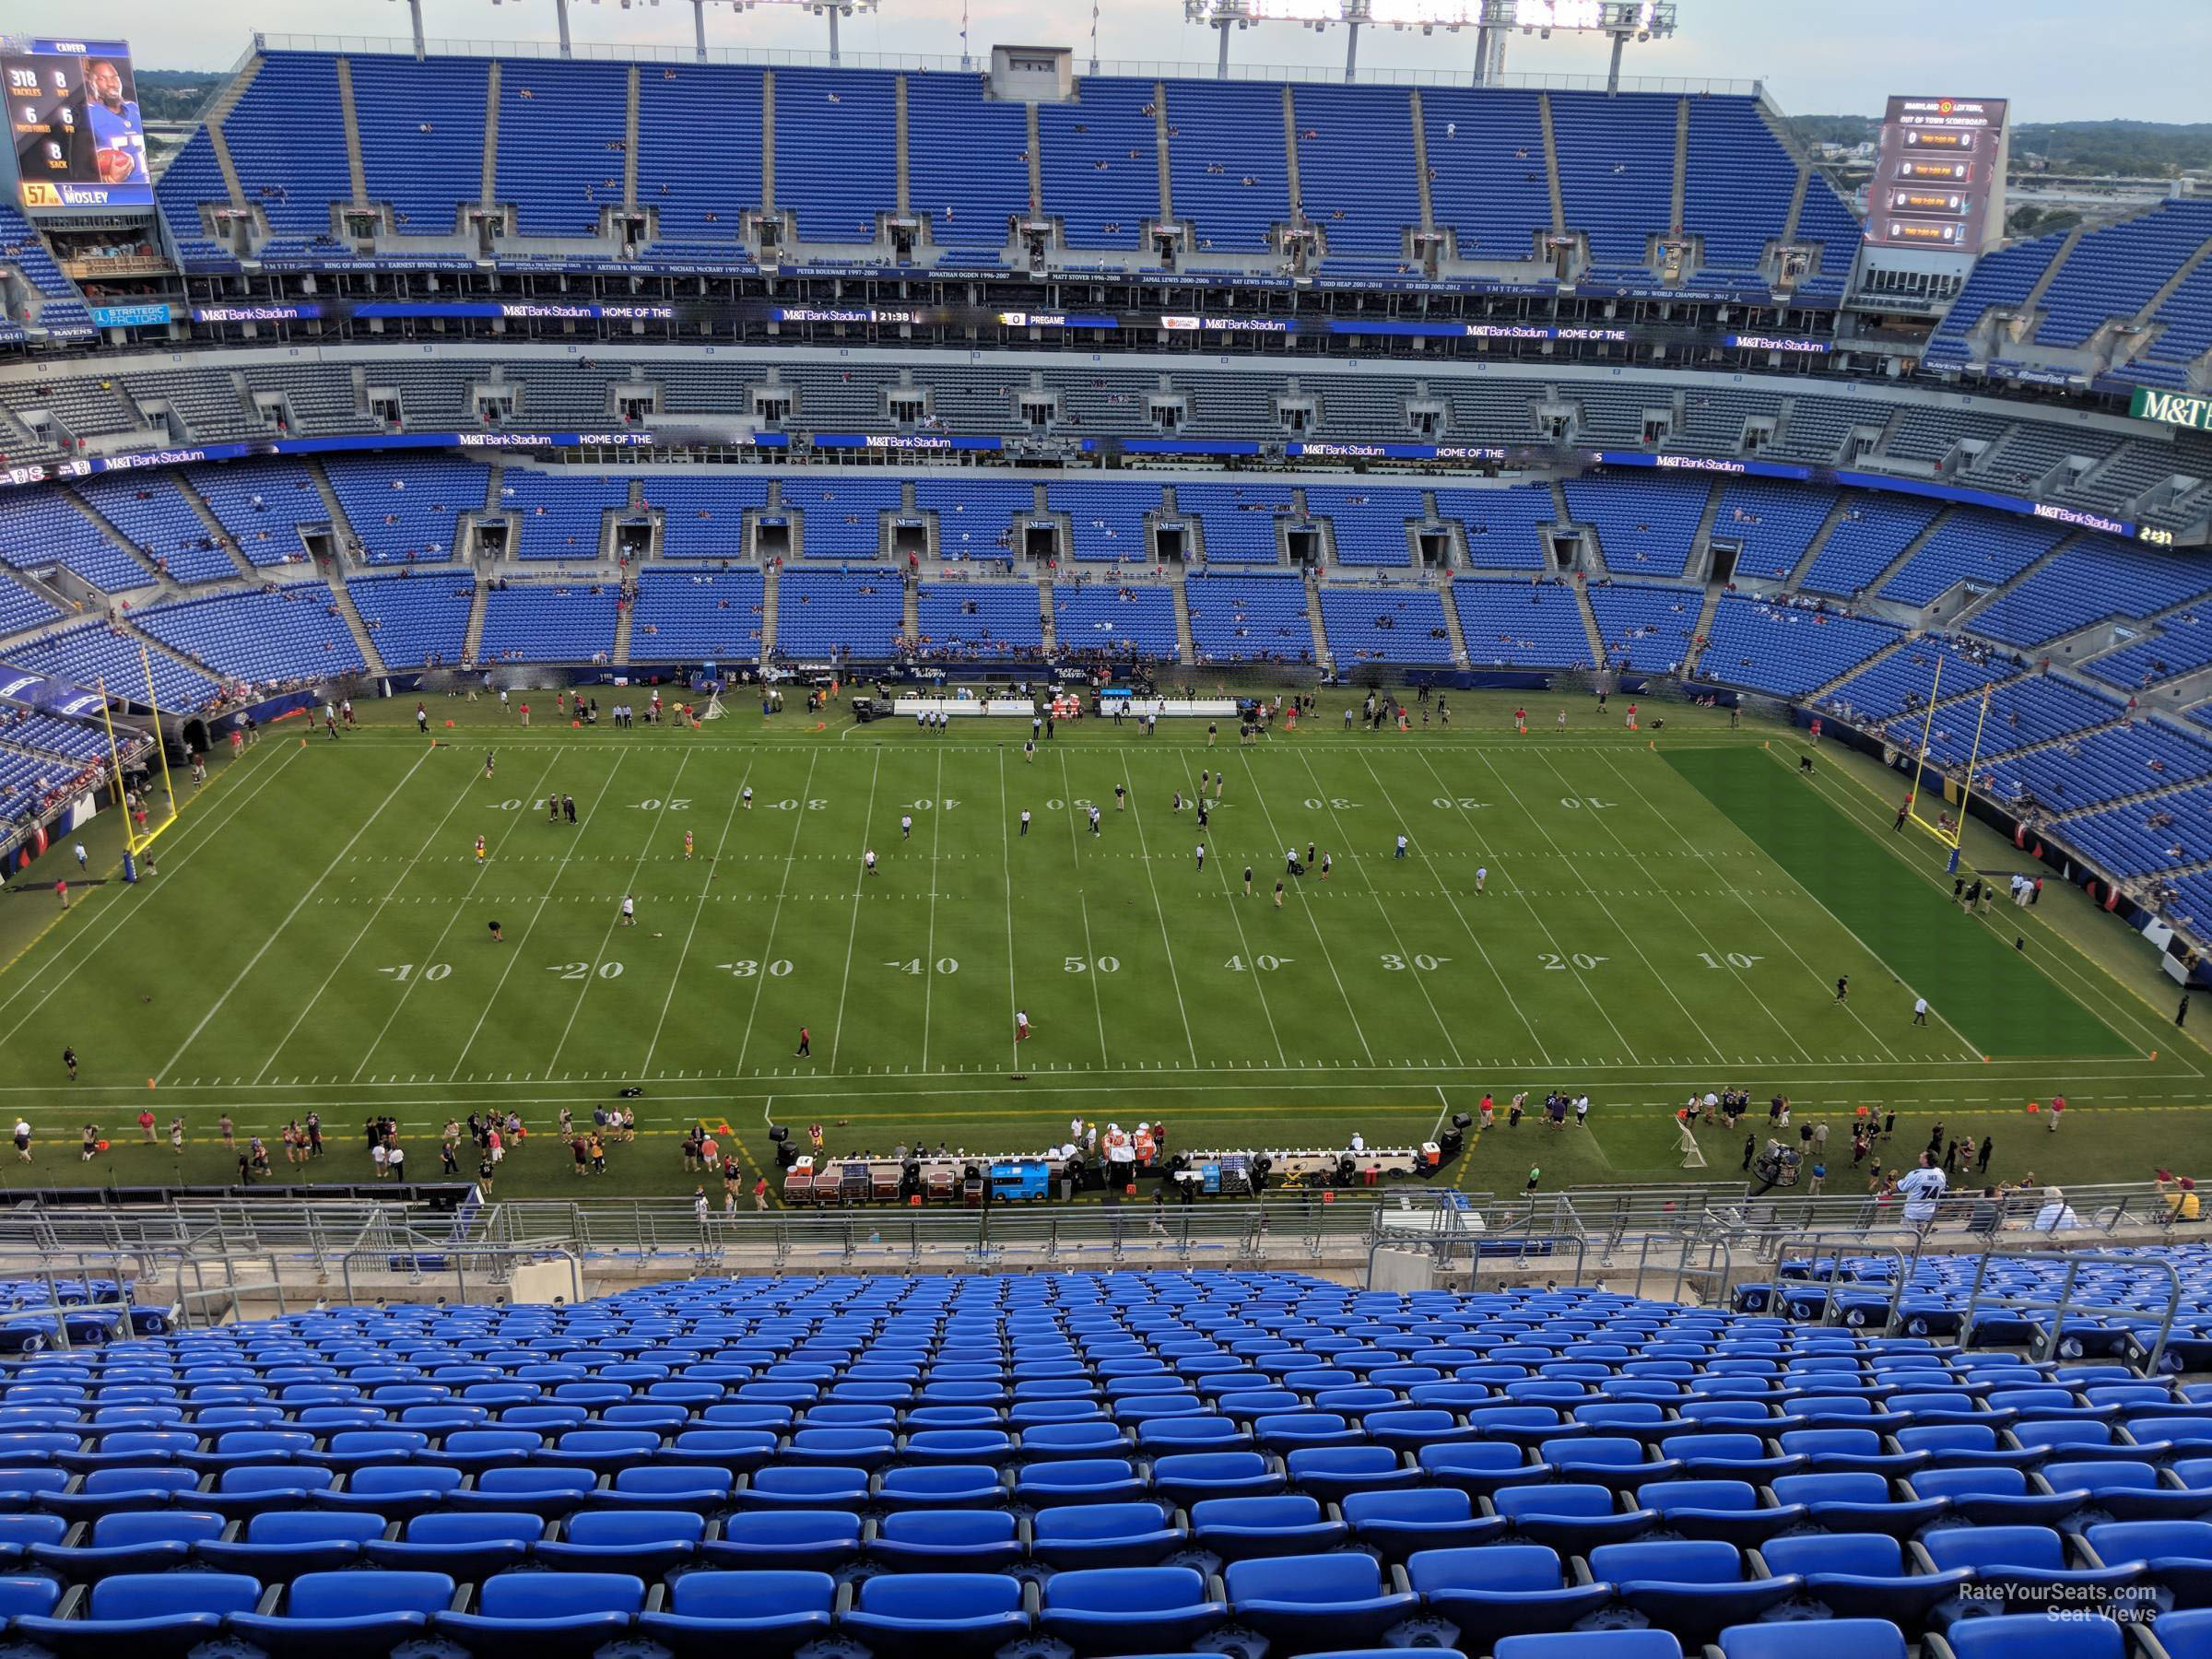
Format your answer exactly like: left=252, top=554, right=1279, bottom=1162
left=345, top=754, right=561, bottom=1085
left=998, top=747, right=1020, bottom=1069
left=1113, top=755, right=1199, bottom=1068
left=443, top=751, right=631, bottom=1079
left=1464, top=745, right=1728, bottom=1061
left=1060, top=750, right=1111, bottom=1068
left=1149, top=752, right=1288, bottom=1067
left=1598, top=752, right=1906, bottom=1063
left=0, top=739, right=300, bottom=1042
left=248, top=759, right=484, bottom=1084
left=544, top=753, right=694, bottom=1077
left=639, top=754, right=756, bottom=1078
left=733, top=752, right=820, bottom=1078
left=1219, top=750, right=1374, bottom=1063
left=827, top=749, right=884, bottom=1074
left=157, top=745, right=436, bottom=1084
left=1360, top=750, right=1559, bottom=1065
left=921, top=750, right=944, bottom=1071
left=1528, top=749, right=1810, bottom=1064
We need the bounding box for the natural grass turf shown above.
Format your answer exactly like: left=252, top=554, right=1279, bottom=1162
left=0, top=689, right=2197, bottom=1203
left=1665, top=746, right=2130, bottom=1059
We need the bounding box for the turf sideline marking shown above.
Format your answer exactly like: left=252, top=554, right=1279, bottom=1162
left=827, top=748, right=883, bottom=1074
left=155, top=746, right=437, bottom=1085
left=1793, top=741, right=2196, bottom=1072
left=733, top=751, right=820, bottom=1078
left=1599, top=751, right=1914, bottom=1065
left=544, top=751, right=694, bottom=1078
left=922, top=750, right=945, bottom=1072
left=997, top=747, right=1020, bottom=1070
left=1224, top=748, right=1377, bottom=1064
left=443, top=750, right=631, bottom=1079
left=1364, top=749, right=1560, bottom=1065
left=1059, top=750, right=1110, bottom=1069
left=1114, top=754, right=1198, bottom=1068
left=0, top=739, right=300, bottom=1045
left=1527, top=748, right=1809, bottom=1065
left=344, top=753, right=561, bottom=1085
left=639, top=752, right=756, bottom=1079
left=248, top=754, right=485, bottom=1085
left=1144, top=749, right=1287, bottom=1066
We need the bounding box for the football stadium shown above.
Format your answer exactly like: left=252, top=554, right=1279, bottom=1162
left=0, top=3, right=2203, bottom=1653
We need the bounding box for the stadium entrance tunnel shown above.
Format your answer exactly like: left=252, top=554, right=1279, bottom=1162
left=1156, top=525, right=1188, bottom=564
left=893, top=523, right=927, bottom=560
left=179, top=718, right=210, bottom=759
left=1710, top=542, right=1739, bottom=585
left=1024, top=524, right=1059, bottom=561
left=1418, top=530, right=1452, bottom=569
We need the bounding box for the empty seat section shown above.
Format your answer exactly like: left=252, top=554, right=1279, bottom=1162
left=1040, top=78, right=1159, bottom=251
left=907, top=73, right=1029, bottom=253
left=350, top=53, right=490, bottom=233
left=1184, top=573, right=1312, bottom=663
left=1292, top=86, right=1417, bottom=261
left=1319, top=587, right=1454, bottom=667
left=1161, top=80, right=1289, bottom=256
left=1421, top=89, right=1549, bottom=262
left=1563, top=477, right=1706, bottom=579
left=347, top=576, right=476, bottom=670
left=637, top=65, right=765, bottom=242
left=477, top=584, right=620, bottom=663
left=1699, top=596, right=1899, bottom=696
left=1588, top=583, right=1700, bottom=674
left=774, top=69, right=899, bottom=243
left=630, top=570, right=765, bottom=664
left=775, top=569, right=901, bottom=659
left=1453, top=579, right=1594, bottom=669
left=494, top=61, right=630, bottom=236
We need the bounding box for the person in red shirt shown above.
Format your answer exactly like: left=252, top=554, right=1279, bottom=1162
left=137, top=1108, right=156, bottom=1143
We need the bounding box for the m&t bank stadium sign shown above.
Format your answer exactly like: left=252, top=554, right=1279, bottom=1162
left=2132, top=387, right=2212, bottom=435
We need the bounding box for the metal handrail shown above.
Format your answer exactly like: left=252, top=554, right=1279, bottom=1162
left=1960, top=1249, right=2185, bottom=1374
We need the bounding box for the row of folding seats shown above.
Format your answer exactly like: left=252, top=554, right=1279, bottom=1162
left=0, top=1547, right=2172, bottom=1659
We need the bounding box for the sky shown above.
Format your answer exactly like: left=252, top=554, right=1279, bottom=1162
left=96, top=0, right=2205, bottom=123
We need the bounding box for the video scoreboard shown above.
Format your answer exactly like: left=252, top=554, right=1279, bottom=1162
left=3, top=37, right=150, bottom=210
left=1865, top=95, right=2009, bottom=256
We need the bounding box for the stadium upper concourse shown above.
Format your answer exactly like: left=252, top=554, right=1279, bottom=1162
left=2, top=30, right=2212, bottom=957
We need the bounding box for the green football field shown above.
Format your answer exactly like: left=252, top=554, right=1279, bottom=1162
left=0, top=688, right=2199, bottom=1202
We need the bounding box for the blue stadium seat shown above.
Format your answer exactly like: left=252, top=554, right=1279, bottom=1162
left=1714, top=1620, right=1910, bottom=1659
left=362, top=1511, right=541, bottom=1580
left=1585, top=1540, right=1803, bottom=1643
left=2084, top=1520, right=2212, bottom=1605
left=434, top=1571, right=646, bottom=1658
left=867, top=1509, right=1022, bottom=1571
left=15, top=1570, right=262, bottom=1659
left=1030, top=1501, right=1187, bottom=1569
left=535, top=1508, right=704, bottom=1577
left=840, top=1571, right=1030, bottom=1658
left=1225, top=1551, right=1419, bottom=1651
left=1927, top=1611, right=2124, bottom=1659
left=635, top=1570, right=836, bottom=1659
left=193, top=1507, right=385, bottom=1577
left=227, top=1570, right=454, bottom=1659
left=1406, top=1543, right=1615, bottom=1644
left=1756, top=1533, right=1971, bottom=1630
left=1039, top=1565, right=1227, bottom=1654
left=701, top=1510, right=864, bottom=1572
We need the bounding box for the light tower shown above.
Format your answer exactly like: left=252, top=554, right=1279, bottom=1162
left=1182, top=0, right=1675, bottom=88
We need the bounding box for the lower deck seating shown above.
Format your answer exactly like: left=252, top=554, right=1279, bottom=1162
left=1184, top=573, right=1312, bottom=664
left=477, top=585, right=620, bottom=664
left=629, top=570, right=765, bottom=664
left=1698, top=597, right=1900, bottom=697
left=1319, top=586, right=1455, bottom=666
left=1052, top=584, right=1178, bottom=659
left=1453, top=578, right=1594, bottom=669
left=1588, top=582, right=1700, bottom=673
left=347, top=576, right=475, bottom=670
